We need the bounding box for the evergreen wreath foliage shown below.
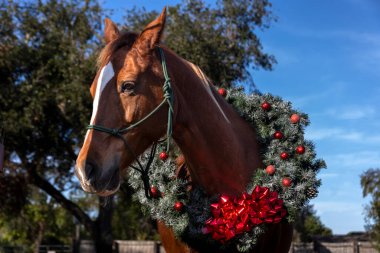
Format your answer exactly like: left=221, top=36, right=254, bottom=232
left=128, top=88, right=326, bottom=252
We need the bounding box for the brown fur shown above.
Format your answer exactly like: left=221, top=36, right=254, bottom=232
left=75, top=8, right=292, bottom=253
left=97, top=32, right=138, bottom=69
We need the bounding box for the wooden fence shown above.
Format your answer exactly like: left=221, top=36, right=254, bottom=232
left=290, top=242, right=379, bottom=253
left=0, top=245, right=71, bottom=253
left=83, top=240, right=379, bottom=253
left=0, top=241, right=378, bottom=253
left=114, top=241, right=163, bottom=253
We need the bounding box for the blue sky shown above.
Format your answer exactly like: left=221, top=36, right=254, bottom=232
left=102, top=0, right=380, bottom=234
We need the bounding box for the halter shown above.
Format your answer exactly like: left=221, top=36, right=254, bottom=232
left=87, top=47, right=174, bottom=198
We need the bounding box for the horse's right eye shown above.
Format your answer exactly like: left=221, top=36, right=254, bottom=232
left=120, top=81, right=135, bottom=93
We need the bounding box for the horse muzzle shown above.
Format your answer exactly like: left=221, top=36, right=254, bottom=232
left=75, top=161, right=120, bottom=196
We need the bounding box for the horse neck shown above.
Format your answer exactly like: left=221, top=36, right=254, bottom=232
left=165, top=50, right=263, bottom=195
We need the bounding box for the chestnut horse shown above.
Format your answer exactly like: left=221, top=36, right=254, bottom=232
left=75, top=8, right=292, bottom=253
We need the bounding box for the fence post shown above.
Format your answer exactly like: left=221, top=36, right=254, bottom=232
left=352, top=241, right=358, bottom=253
left=314, top=241, right=320, bottom=253
left=155, top=241, right=160, bottom=253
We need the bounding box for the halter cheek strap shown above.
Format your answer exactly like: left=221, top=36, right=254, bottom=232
left=86, top=47, right=174, bottom=198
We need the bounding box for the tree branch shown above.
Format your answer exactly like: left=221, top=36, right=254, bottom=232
left=29, top=169, right=96, bottom=234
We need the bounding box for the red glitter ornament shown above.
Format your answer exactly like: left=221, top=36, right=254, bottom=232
left=282, top=177, right=292, bottom=187
left=159, top=151, right=168, bottom=161
left=290, top=114, right=300, bottom=124
left=174, top=201, right=184, bottom=212
left=274, top=131, right=283, bottom=139
left=218, top=88, right=227, bottom=97
left=150, top=186, right=160, bottom=198
left=261, top=101, right=271, bottom=111
left=280, top=152, right=289, bottom=160
left=266, top=165, right=276, bottom=175
left=296, top=145, right=305, bottom=154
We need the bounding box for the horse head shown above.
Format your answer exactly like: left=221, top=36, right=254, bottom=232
left=76, top=8, right=171, bottom=196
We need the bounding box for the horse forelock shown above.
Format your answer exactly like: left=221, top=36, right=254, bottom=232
left=97, top=31, right=139, bottom=69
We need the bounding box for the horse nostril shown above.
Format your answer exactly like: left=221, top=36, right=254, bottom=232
left=85, top=162, right=96, bottom=182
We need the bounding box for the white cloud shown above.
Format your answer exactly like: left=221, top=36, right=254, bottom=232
left=306, top=128, right=343, bottom=140
left=306, top=127, right=380, bottom=143
left=318, top=173, right=339, bottom=179
left=288, top=81, right=346, bottom=108
left=344, top=0, right=377, bottom=12
left=353, top=47, right=380, bottom=74
left=279, top=24, right=380, bottom=46
left=311, top=200, right=366, bottom=234
left=278, top=23, right=380, bottom=74
left=324, top=151, right=380, bottom=169
left=326, top=106, right=376, bottom=120
left=313, top=201, right=362, bottom=215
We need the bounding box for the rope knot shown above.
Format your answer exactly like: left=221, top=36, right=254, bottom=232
left=163, top=82, right=171, bottom=95
left=111, top=129, right=119, bottom=136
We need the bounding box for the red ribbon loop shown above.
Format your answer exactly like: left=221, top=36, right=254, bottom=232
left=204, top=185, right=287, bottom=243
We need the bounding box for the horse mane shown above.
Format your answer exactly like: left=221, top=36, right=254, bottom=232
left=184, top=60, right=215, bottom=87
left=97, top=31, right=138, bottom=68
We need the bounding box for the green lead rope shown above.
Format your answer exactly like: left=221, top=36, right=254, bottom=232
left=87, top=47, right=174, bottom=198
left=158, top=47, right=174, bottom=153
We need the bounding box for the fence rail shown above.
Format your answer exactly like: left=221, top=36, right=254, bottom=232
left=291, top=242, right=379, bottom=253
left=0, top=245, right=71, bottom=253
left=0, top=241, right=378, bottom=253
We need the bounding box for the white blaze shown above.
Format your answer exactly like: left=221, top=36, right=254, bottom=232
left=90, top=62, right=115, bottom=124
left=84, top=62, right=115, bottom=143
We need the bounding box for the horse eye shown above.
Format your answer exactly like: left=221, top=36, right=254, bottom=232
left=120, top=81, right=135, bottom=93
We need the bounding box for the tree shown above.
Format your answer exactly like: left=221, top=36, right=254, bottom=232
left=112, top=183, right=159, bottom=241
left=0, top=187, right=77, bottom=252
left=0, top=0, right=114, bottom=252
left=124, top=0, right=276, bottom=88
left=293, top=204, right=332, bottom=242
left=361, top=168, right=380, bottom=250
left=1, top=0, right=276, bottom=250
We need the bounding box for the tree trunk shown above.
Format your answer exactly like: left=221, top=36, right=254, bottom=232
left=33, top=221, right=45, bottom=253
left=0, top=128, right=4, bottom=172
left=29, top=168, right=115, bottom=253
left=94, top=196, right=114, bottom=253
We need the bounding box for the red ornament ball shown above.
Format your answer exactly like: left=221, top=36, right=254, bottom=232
left=280, top=152, right=289, bottom=160
left=174, top=201, right=184, bottom=212
left=290, top=114, right=300, bottom=124
left=296, top=145, right=305, bottom=154
left=274, top=131, right=283, bottom=139
left=150, top=186, right=160, bottom=198
left=282, top=177, right=292, bottom=187
left=218, top=88, right=227, bottom=97
left=261, top=101, right=271, bottom=111
left=159, top=151, right=168, bottom=161
left=265, top=165, right=276, bottom=175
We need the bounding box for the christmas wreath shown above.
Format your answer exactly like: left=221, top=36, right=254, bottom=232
left=128, top=88, right=326, bottom=252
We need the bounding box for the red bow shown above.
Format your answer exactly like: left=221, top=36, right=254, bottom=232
left=203, top=186, right=286, bottom=242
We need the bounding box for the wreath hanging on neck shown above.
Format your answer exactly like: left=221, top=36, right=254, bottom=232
left=128, top=88, right=326, bottom=252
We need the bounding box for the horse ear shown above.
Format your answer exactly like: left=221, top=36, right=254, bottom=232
left=104, top=18, right=120, bottom=44
left=134, top=7, right=166, bottom=54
